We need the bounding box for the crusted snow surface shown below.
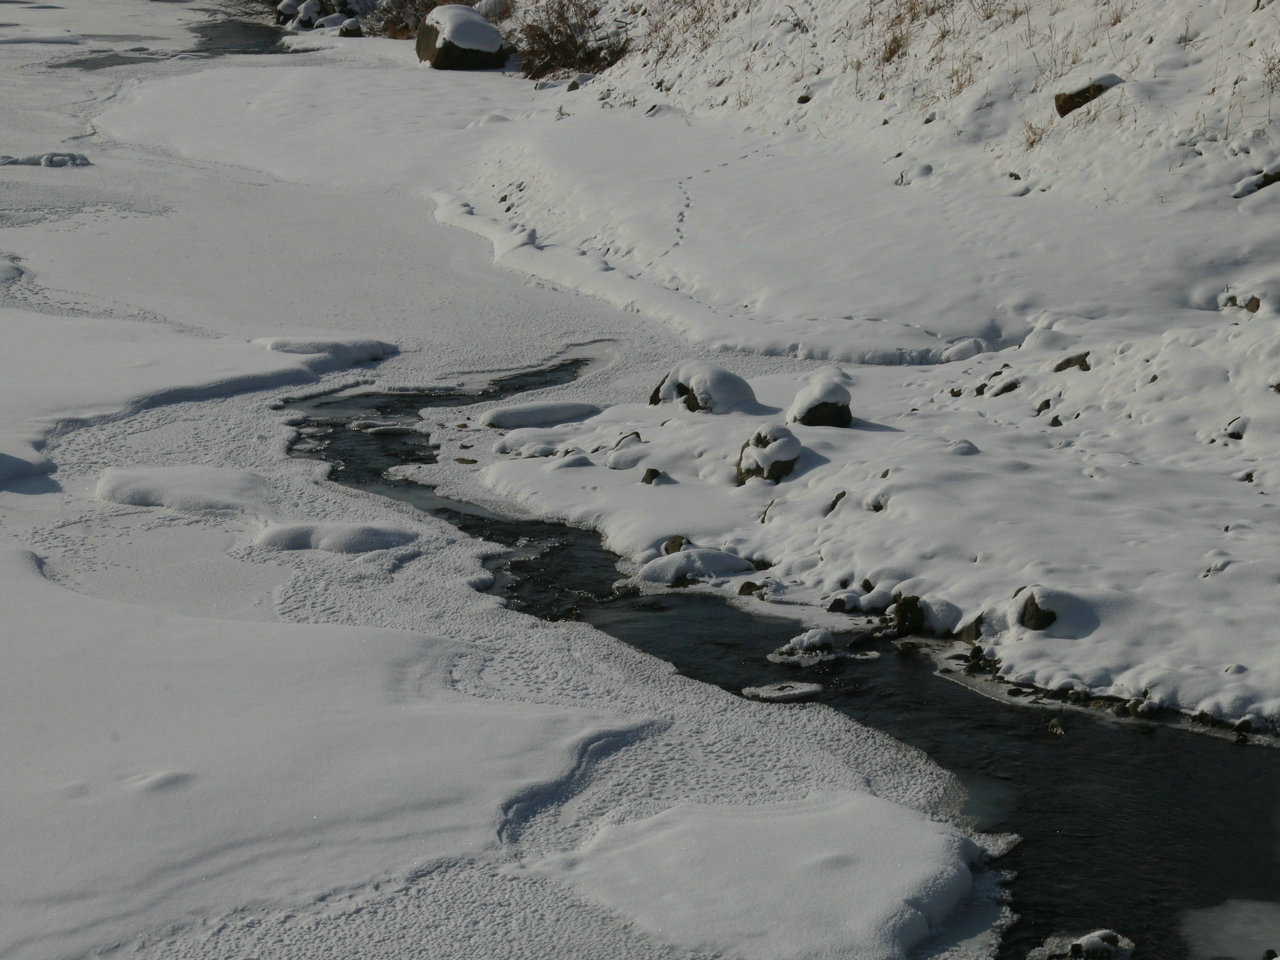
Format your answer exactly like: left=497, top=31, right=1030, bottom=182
left=531, top=792, right=982, bottom=960
left=481, top=400, right=603, bottom=428
left=1, top=5, right=1003, bottom=960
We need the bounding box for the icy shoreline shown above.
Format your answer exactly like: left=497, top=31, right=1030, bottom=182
left=88, top=9, right=1280, bottom=730
left=0, top=4, right=1010, bottom=959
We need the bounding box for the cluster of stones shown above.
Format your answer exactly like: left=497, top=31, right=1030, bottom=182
left=276, top=0, right=364, bottom=35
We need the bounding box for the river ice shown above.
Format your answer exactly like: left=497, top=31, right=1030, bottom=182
left=0, top=2, right=1007, bottom=959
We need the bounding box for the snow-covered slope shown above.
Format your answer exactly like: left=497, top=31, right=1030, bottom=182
left=429, top=0, right=1280, bottom=729
left=1, top=3, right=1007, bottom=959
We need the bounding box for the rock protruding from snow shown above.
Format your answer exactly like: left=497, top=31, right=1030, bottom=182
left=292, top=0, right=324, bottom=29
left=417, top=5, right=506, bottom=70
left=1019, top=590, right=1058, bottom=630
left=1054, top=75, right=1124, bottom=117
left=737, top=424, right=801, bottom=485
left=637, top=547, right=754, bottom=585
left=649, top=361, right=756, bottom=413
left=786, top=369, right=852, bottom=427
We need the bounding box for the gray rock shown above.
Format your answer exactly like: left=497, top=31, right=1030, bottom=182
left=416, top=16, right=506, bottom=69
left=1054, top=76, right=1123, bottom=117
left=1019, top=591, right=1058, bottom=630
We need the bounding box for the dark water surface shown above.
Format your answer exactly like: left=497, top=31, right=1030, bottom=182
left=48, top=17, right=289, bottom=71
left=283, top=366, right=1280, bottom=960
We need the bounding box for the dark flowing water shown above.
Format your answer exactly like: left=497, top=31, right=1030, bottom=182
left=49, top=17, right=289, bottom=71
left=283, top=364, right=1280, bottom=960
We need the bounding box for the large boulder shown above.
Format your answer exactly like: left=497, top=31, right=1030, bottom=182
left=786, top=370, right=852, bottom=427
left=649, top=361, right=756, bottom=413
left=292, top=0, right=324, bottom=28
left=417, top=5, right=507, bottom=70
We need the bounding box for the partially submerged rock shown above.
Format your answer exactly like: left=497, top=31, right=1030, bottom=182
left=741, top=681, right=823, bottom=703
left=767, top=628, right=837, bottom=666
left=417, top=5, right=507, bottom=70
left=1027, top=929, right=1133, bottom=959
left=637, top=547, right=754, bottom=585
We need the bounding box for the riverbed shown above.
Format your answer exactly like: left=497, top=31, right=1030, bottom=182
left=284, top=371, right=1280, bottom=960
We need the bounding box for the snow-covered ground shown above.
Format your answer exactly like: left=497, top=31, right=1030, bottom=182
left=86, top=0, right=1280, bottom=730
left=7, top=0, right=1280, bottom=951
left=1, top=3, right=1010, bottom=959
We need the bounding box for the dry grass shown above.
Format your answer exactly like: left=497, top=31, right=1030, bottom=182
left=1023, top=115, right=1049, bottom=148
left=517, top=0, right=630, bottom=78
left=641, top=0, right=732, bottom=64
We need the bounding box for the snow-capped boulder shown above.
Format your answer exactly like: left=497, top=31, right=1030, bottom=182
left=786, top=375, right=852, bottom=427
left=416, top=5, right=506, bottom=70
left=291, top=0, right=324, bottom=28
left=649, top=361, right=756, bottom=413
left=1010, top=586, right=1101, bottom=638
left=338, top=17, right=363, bottom=37
left=276, top=0, right=299, bottom=25
left=637, top=547, right=754, bottom=585
left=736, top=424, right=801, bottom=485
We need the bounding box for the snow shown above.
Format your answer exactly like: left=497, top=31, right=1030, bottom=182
left=257, top=521, right=418, bottom=552
left=530, top=792, right=982, bottom=960
left=481, top=400, right=603, bottom=428
left=0, top=309, right=366, bottom=485
left=425, top=4, right=504, bottom=54
left=651, top=360, right=758, bottom=413
left=637, top=545, right=756, bottom=584
left=0, top=545, right=626, bottom=958
left=786, top=370, right=852, bottom=424
left=97, top=466, right=273, bottom=514
left=769, top=628, right=839, bottom=665
left=741, top=681, right=826, bottom=702
left=0, top=3, right=1002, bottom=958
left=9, top=0, right=1280, bottom=952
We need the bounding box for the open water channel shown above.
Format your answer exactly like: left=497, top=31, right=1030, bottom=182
left=281, top=361, right=1280, bottom=960
left=33, top=2, right=1275, bottom=956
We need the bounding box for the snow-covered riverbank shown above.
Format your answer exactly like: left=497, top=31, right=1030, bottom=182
left=0, top=3, right=1011, bottom=959
left=155, top=0, right=1280, bottom=732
